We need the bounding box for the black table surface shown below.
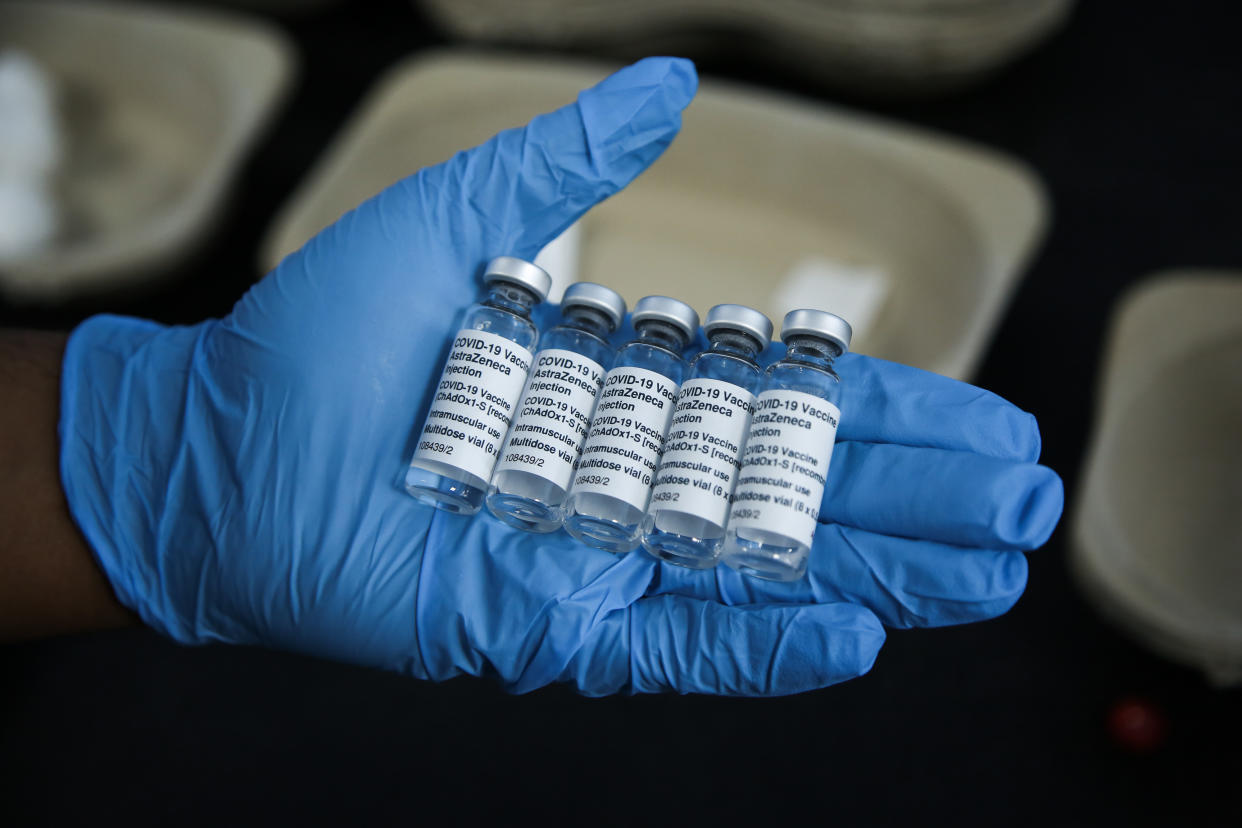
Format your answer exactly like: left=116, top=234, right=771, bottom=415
left=4, top=1, right=1240, bottom=825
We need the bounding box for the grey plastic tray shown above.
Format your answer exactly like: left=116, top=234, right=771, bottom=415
left=416, top=0, right=1073, bottom=96
left=261, top=52, right=1046, bottom=380
left=1073, top=272, right=1242, bottom=685
left=0, top=1, right=294, bottom=301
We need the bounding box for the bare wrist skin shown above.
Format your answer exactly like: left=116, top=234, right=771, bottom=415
left=0, top=329, right=136, bottom=641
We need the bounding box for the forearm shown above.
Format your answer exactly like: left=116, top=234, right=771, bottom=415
left=0, top=329, right=135, bottom=640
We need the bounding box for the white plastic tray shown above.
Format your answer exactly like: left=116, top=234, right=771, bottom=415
left=260, top=52, right=1047, bottom=380
left=1072, top=272, right=1242, bottom=685
left=0, top=1, right=294, bottom=301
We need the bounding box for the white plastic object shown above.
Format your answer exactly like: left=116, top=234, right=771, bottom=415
left=0, top=50, right=62, bottom=260
left=1072, top=271, right=1242, bottom=686
left=0, top=1, right=294, bottom=301
left=0, top=178, right=58, bottom=260
left=0, top=50, right=62, bottom=178
left=771, top=256, right=889, bottom=347
left=260, top=52, right=1047, bottom=380
left=534, top=220, right=582, bottom=304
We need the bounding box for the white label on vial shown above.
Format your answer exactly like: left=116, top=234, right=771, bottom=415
left=494, top=348, right=606, bottom=490
left=412, top=328, right=533, bottom=483
left=571, top=367, right=679, bottom=510
left=728, top=389, right=841, bottom=550
left=649, top=378, right=757, bottom=527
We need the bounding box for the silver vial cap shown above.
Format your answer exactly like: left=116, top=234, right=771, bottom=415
left=703, top=304, right=773, bottom=347
left=632, top=295, right=700, bottom=340
left=562, top=282, right=627, bottom=330
left=483, top=256, right=552, bottom=301
left=781, top=309, right=853, bottom=353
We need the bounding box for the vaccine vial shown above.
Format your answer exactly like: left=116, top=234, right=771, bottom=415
left=722, top=309, right=852, bottom=581
left=404, top=257, right=552, bottom=514
left=486, top=282, right=627, bottom=532
left=641, top=304, right=773, bottom=569
left=562, top=296, right=700, bottom=554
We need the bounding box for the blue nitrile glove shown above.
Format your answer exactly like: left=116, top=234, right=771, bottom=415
left=58, top=57, right=1063, bottom=697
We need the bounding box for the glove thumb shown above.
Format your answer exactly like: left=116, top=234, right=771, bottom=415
left=406, top=55, right=698, bottom=264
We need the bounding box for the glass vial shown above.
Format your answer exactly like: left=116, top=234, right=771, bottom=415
left=722, top=309, right=852, bottom=581
left=404, top=257, right=552, bottom=515
left=486, top=282, right=627, bottom=532
left=641, top=304, right=773, bottom=569
left=562, top=296, right=700, bottom=554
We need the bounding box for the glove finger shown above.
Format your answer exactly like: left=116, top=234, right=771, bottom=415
left=410, top=56, right=697, bottom=264
left=628, top=597, right=884, bottom=696
left=819, top=442, right=1064, bottom=550
left=833, top=354, right=1043, bottom=462
left=647, top=526, right=1028, bottom=629
left=564, top=594, right=885, bottom=696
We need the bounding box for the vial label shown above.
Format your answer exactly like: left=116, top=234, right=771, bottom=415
left=494, top=348, right=605, bottom=490
left=649, top=378, right=757, bottom=527
left=571, top=367, right=678, bottom=510
left=729, top=389, right=841, bottom=549
left=413, top=328, right=534, bottom=482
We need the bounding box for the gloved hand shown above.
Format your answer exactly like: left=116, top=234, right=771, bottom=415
left=59, top=57, right=1063, bottom=696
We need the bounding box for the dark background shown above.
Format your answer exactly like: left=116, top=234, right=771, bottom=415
left=4, top=1, right=1241, bottom=824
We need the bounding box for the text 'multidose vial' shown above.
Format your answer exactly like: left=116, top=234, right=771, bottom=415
left=562, top=296, right=699, bottom=554
left=641, top=304, right=772, bottom=569
left=722, top=309, right=852, bottom=581
left=486, top=282, right=627, bottom=532
left=404, top=257, right=551, bottom=515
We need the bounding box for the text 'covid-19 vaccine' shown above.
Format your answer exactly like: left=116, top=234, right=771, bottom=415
left=722, top=309, right=852, bottom=581
left=641, top=304, right=772, bottom=569
left=404, top=257, right=551, bottom=515
left=562, top=296, right=699, bottom=554
left=486, top=282, right=627, bottom=532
